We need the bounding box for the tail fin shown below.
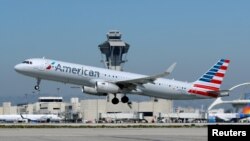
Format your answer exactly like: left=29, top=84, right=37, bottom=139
left=189, top=59, right=230, bottom=97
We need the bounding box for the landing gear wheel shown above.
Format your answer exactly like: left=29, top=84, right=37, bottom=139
left=34, top=85, right=40, bottom=90
left=121, top=96, right=129, bottom=103
left=34, top=78, right=41, bottom=91
left=112, top=97, right=119, bottom=105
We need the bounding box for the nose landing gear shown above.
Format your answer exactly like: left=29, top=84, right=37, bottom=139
left=34, top=85, right=39, bottom=90
left=34, top=79, right=41, bottom=91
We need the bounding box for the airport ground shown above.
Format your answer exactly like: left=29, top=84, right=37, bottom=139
left=0, top=127, right=207, bottom=141
left=1, top=123, right=250, bottom=141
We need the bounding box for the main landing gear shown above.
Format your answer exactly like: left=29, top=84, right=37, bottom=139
left=112, top=95, right=119, bottom=105
left=34, top=78, right=41, bottom=91
left=121, top=95, right=129, bottom=103
left=111, top=94, right=129, bottom=105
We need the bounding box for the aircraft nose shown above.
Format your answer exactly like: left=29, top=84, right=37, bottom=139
left=14, top=64, right=24, bottom=72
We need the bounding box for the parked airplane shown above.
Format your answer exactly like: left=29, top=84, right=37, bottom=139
left=15, top=58, right=230, bottom=104
left=0, top=114, right=62, bottom=123
left=208, top=112, right=239, bottom=123
left=0, top=115, right=24, bottom=123
left=20, top=114, right=62, bottom=123
left=208, top=105, right=250, bottom=123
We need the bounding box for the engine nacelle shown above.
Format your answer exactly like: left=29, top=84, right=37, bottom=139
left=82, top=86, right=107, bottom=96
left=96, top=82, right=120, bottom=93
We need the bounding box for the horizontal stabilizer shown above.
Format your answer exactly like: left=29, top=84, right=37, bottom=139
left=208, top=90, right=230, bottom=97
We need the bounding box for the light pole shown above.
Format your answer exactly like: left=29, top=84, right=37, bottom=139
left=138, top=100, right=140, bottom=113
left=57, top=88, right=60, bottom=96
left=24, top=93, right=28, bottom=114
left=96, top=99, right=99, bottom=123
left=24, top=93, right=28, bottom=104
left=152, top=98, right=156, bottom=123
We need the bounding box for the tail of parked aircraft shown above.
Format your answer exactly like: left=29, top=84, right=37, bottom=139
left=189, top=59, right=230, bottom=98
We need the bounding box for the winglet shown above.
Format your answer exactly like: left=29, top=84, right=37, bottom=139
left=166, top=62, right=177, bottom=74
left=151, top=62, right=177, bottom=78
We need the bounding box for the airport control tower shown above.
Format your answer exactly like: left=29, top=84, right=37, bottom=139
left=98, top=30, right=130, bottom=71
left=98, top=30, right=130, bottom=106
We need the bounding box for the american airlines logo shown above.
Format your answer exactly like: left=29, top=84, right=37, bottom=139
left=46, top=62, right=56, bottom=70
left=47, top=62, right=100, bottom=78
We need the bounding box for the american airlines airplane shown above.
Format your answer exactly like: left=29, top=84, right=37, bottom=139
left=14, top=58, right=230, bottom=104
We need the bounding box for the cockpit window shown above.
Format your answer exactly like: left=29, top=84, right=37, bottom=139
left=22, top=61, right=32, bottom=64
left=22, top=61, right=29, bottom=64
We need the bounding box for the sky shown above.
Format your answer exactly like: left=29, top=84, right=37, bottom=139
left=0, top=0, right=250, bottom=108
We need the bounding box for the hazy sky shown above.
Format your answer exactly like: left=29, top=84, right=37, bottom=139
left=0, top=0, right=249, bottom=107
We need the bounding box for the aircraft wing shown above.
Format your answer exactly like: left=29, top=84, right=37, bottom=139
left=116, top=63, right=176, bottom=87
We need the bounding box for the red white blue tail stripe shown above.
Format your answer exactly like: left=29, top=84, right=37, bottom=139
left=188, top=59, right=230, bottom=98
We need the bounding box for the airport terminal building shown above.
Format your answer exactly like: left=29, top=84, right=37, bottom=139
left=0, top=97, right=173, bottom=123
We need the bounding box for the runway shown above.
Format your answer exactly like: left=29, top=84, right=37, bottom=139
left=0, top=128, right=207, bottom=141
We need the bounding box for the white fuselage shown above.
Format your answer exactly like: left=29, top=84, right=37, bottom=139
left=0, top=114, right=62, bottom=123
left=14, top=58, right=210, bottom=100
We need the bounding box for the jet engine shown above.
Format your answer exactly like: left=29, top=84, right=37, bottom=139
left=81, top=82, right=120, bottom=96
left=95, top=82, right=120, bottom=93
left=81, top=86, right=107, bottom=96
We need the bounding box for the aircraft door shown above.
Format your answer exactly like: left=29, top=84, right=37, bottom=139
left=43, top=59, right=50, bottom=71
left=37, top=58, right=47, bottom=71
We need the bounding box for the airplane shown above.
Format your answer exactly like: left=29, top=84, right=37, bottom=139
left=20, top=114, right=62, bottom=123
left=0, top=115, right=24, bottom=123
left=0, top=114, right=62, bottom=123
left=15, top=58, right=230, bottom=105
left=208, top=105, right=250, bottom=123
left=208, top=112, right=239, bottom=123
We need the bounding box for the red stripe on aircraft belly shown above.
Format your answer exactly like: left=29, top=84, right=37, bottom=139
left=188, top=89, right=218, bottom=98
